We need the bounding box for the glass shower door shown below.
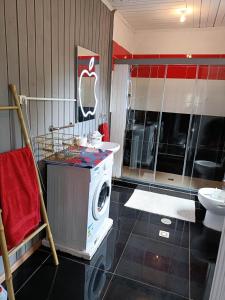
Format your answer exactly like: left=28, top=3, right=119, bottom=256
left=122, top=65, right=165, bottom=183
left=155, top=64, right=197, bottom=188
left=186, top=64, right=225, bottom=190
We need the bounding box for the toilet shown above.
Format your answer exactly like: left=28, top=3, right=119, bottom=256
left=198, top=188, right=225, bottom=231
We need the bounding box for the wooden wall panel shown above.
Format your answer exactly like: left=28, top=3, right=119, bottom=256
left=0, top=0, right=114, bottom=276
left=0, top=0, right=11, bottom=152
left=51, top=0, right=59, bottom=128
left=92, top=0, right=98, bottom=53
left=5, top=0, right=21, bottom=148
left=58, top=0, right=65, bottom=127
left=17, top=0, right=31, bottom=254
left=27, top=0, right=38, bottom=136
left=64, top=0, right=71, bottom=127
left=17, top=0, right=29, bottom=95
left=43, top=0, right=52, bottom=131
left=75, top=0, right=81, bottom=46
left=35, top=0, right=45, bottom=135
left=79, top=0, right=85, bottom=47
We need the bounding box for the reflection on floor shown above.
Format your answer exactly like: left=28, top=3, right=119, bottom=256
left=9, top=185, right=220, bottom=300
left=123, top=166, right=223, bottom=190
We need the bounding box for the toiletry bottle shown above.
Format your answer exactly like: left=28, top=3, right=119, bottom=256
left=0, top=285, right=7, bottom=300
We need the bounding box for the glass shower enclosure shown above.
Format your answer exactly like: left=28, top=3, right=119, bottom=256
left=120, top=59, right=225, bottom=191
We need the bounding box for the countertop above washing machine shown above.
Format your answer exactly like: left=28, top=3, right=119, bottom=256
left=44, top=146, right=112, bottom=169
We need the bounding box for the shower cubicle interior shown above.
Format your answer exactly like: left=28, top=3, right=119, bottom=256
left=119, top=60, right=225, bottom=191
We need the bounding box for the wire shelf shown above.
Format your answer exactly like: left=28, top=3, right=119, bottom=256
left=33, top=131, right=78, bottom=160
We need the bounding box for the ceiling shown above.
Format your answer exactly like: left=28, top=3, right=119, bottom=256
left=107, top=0, right=225, bottom=30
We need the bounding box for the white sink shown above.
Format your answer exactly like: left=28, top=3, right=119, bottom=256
left=96, top=142, right=120, bottom=153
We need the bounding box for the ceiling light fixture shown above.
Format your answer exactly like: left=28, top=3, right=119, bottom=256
left=180, top=14, right=186, bottom=23
left=177, top=7, right=192, bottom=23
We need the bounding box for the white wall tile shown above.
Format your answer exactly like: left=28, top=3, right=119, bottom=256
left=131, top=78, right=225, bottom=117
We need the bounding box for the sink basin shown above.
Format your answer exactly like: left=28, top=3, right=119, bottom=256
left=95, top=142, right=120, bottom=154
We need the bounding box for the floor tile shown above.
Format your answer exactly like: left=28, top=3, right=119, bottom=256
left=111, top=185, right=134, bottom=205
left=132, top=212, right=189, bottom=248
left=15, top=256, right=112, bottom=300
left=115, top=233, right=189, bottom=298
left=190, top=252, right=215, bottom=300
left=190, top=222, right=221, bottom=261
left=11, top=249, right=50, bottom=293
left=58, top=228, right=130, bottom=273
left=190, top=222, right=220, bottom=300
left=109, top=201, right=140, bottom=233
left=104, top=275, right=189, bottom=300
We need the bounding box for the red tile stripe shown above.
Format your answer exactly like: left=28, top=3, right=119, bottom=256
left=112, top=41, right=225, bottom=79
left=131, top=65, right=225, bottom=79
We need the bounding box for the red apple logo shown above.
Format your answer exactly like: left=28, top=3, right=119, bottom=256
left=78, top=57, right=98, bottom=118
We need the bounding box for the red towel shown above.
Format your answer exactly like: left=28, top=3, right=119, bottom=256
left=0, top=146, right=41, bottom=250
left=99, top=123, right=110, bottom=142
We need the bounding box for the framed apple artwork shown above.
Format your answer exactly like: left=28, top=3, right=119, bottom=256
left=77, top=46, right=100, bottom=121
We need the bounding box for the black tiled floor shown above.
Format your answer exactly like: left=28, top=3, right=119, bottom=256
left=57, top=228, right=130, bottom=273
left=190, top=222, right=221, bottom=260
left=104, top=275, right=189, bottom=300
left=11, top=249, right=50, bottom=293
left=10, top=185, right=220, bottom=300
left=115, top=233, right=189, bottom=298
left=15, top=256, right=112, bottom=300
left=109, top=201, right=140, bottom=233
left=190, top=222, right=221, bottom=300
left=132, top=211, right=189, bottom=248
left=110, top=185, right=134, bottom=204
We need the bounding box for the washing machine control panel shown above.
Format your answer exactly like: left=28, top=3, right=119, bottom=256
left=92, top=154, right=113, bottom=178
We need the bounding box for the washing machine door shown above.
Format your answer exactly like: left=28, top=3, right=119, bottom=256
left=92, top=176, right=111, bottom=220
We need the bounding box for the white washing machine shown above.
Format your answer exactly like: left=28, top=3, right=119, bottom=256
left=45, top=152, right=113, bottom=260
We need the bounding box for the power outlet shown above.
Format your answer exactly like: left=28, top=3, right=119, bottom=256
left=159, top=230, right=170, bottom=239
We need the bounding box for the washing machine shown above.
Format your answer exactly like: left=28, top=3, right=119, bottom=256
left=45, top=148, right=113, bottom=260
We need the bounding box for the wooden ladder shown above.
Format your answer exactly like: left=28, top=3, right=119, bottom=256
left=0, top=84, right=59, bottom=300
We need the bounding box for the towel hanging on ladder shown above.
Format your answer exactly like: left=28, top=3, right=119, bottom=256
left=0, top=146, right=41, bottom=250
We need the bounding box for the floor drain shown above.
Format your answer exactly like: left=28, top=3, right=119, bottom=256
left=159, top=230, right=170, bottom=238
left=161, top=218, right=172, bottom=225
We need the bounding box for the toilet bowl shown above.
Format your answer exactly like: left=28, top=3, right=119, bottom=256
left=194, top=160, right=223, bottom=180
left=198, top=188, right=225, bottom=231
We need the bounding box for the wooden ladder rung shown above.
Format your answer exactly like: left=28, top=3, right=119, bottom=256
left=0, top=106, right=18, bottom=111
left=8, top=223, right=47, bottom=257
